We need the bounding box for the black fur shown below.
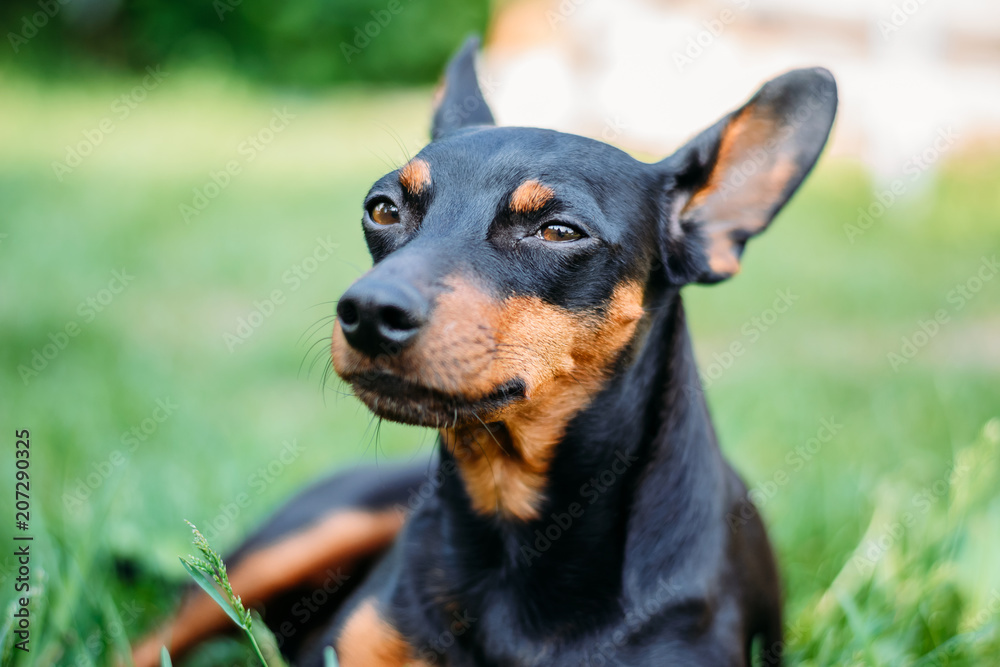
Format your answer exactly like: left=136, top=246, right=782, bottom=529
left=246, top=37, right=837, bottom=666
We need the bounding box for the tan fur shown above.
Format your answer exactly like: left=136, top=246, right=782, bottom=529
left=131, top=510, right=404, bottom=667
left=332, top=277, right=499, bottom=400
left=684, top=105, right=798, bottom=277
left=336, top=598, right=431, bottom=666
left=443, top=282, right=644, bottom=519
left=399, top=158, right=432, bottom=195
left=334, top=277, right=644, bottom=521
left=509, top=179, right=555, bottom=214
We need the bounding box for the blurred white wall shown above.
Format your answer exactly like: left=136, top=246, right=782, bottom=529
left=483, top=0, right=1000, bottom=181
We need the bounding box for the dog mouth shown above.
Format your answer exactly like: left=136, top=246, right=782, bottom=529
left=345, top=372, right=528, bottom=427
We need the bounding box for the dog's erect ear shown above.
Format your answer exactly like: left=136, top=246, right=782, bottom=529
left=657, top=68, right=837, bottom=284
left=431, top=36, right=495, bottom=140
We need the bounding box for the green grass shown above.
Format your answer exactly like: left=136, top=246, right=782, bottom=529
left=0, top=67, right=998, bottom=665
left=178, top=522, right=271, bottom=667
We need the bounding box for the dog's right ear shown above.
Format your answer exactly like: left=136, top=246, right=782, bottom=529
left=655, top=68, right=837, bottom=285
left=431, top=36, right=495, bottom=140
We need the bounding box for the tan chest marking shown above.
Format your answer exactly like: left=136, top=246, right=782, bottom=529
left=336, top=598, right=432, bottom=667
left=443, top=281, right=645, bottom=521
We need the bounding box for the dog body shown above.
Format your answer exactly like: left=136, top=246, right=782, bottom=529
left=321, top=304, right=781, bottom=666
left=135, top=38, right=836, bottom=667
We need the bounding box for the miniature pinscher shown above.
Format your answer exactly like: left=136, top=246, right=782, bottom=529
left=135, top=36, right=836, bottom=667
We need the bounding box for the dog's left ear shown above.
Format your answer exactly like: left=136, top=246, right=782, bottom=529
left=657, top=68, right=837, bottom=284
left=431, top=36, right=495, bottom=140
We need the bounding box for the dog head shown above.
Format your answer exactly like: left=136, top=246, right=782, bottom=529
left=331, top=37, right=836, bottom=518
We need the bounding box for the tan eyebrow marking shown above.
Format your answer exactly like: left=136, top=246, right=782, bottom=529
left=510, top=180, right=555, bottom=214
left=398, top=158, right=432, bottom=195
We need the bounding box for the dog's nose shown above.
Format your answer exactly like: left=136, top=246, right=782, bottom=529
left=336, top=281, right=428, bottom=357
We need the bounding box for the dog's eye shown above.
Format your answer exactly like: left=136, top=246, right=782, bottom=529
left=537, top=223, right=584, bottom=242
left=368, top=201, right=400, bottom=226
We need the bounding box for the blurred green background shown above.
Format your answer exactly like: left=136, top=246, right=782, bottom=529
left=0, top=0, right=490, bottom=85
left=1, top=0, right=999, bottom=665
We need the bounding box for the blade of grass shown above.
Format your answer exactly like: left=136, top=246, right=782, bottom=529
left=250, top=610, right=289, bottom=667
left=179, top=522, right=268, bottom=666
left=178, top=558, right=246, bottom=628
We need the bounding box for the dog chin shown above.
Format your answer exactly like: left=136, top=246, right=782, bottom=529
left=346, top=373, right=527, bottom=428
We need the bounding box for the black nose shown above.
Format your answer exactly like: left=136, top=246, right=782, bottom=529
left=336, top=280, right=428, bottom=358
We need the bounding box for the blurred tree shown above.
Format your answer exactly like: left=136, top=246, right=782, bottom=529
left=1, top=0, right=491, bottom=85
